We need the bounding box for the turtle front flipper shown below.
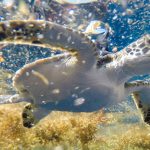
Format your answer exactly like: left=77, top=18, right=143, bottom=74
left=22, top=103, right=35, bottom=128
left=0, top=20, right=98, bottom=69
left=12, top=53, right=92, bottom=105
left=22, top=103, right=52, bottom=128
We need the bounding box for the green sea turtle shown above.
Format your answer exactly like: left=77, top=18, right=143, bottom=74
left=0, top=20, right=149, bottom=128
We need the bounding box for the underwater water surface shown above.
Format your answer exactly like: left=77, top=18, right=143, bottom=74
left=0, top=0, right=150, bottom=149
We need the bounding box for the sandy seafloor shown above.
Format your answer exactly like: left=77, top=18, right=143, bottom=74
left=0, top=0, right=150, bottom=149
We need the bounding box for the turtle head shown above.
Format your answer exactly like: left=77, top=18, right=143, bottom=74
left=121, top=34, right=150, bottom=76
left=97, top=34, right=150, bottom=82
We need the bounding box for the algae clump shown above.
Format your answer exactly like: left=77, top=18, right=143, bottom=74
left=0, top=103, right=150, bottom=150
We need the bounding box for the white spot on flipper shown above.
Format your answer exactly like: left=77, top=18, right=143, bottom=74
left=50, top=82, right=54, bottom=85
left=26, top=72, right=30, bottom=77
left=65, top=56, right=78, bottom=66
left=62, top=72, right=68, bottom=76
left=37, top=33, right=44, bottom=39
left=42, top=101, right=46, bottom=104
left=74, top=86, right=79, bottom=90
left=82, top=60, right=86, bottom=64
left=74, top=97, right=85, bottom=106
left=67, top=36, right=72, bottom=42
left=31, top=70, right=49, bottom=86
left=80, top=87, right=91, bottom=94
left=51, top=89, right=60, bottom=94
left=72, top=94, right=78, bottom=98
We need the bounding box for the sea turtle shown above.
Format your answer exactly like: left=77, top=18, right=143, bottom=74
left=0, top=20, right=149, bottom=128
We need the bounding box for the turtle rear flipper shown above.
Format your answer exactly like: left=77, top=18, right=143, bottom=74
left=13, top=53, right=91, bottom=104
left=22, top=103, right=51, bottom=128
left=125, top=80, right=150, bottom=124
left=132, top=89, right=150, bottom=124
left=22, top=103, right=35, bottom=128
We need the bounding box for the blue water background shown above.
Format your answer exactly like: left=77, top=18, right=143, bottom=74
left=104, top=0, right=149, bottom=51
